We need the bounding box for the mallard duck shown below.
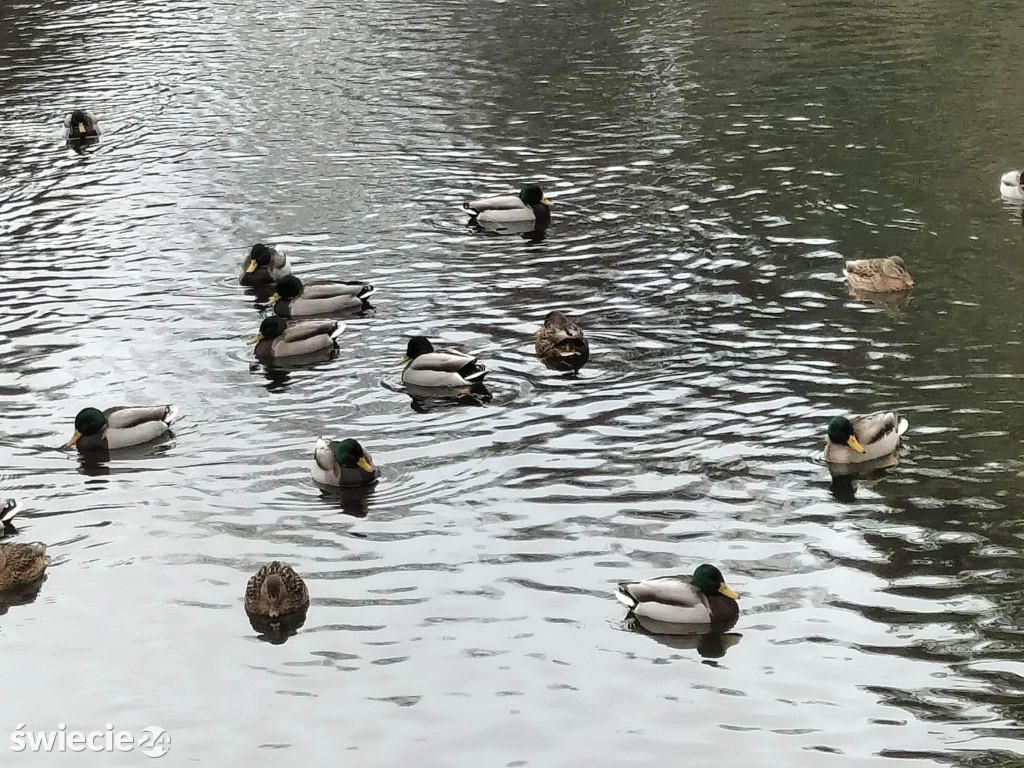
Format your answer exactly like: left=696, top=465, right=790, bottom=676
left=64, top=110, right=99, bottom=140
left=251, top=316, right=344, bottom=361
left=825, top=412, right=909, bottom=464
left=535, top=311, right=590, bottom=372
left=1000, top=171, right=1023, bottom=202
left=401, top=336, right=487, bottom=388
left=616, top=564, right=740, bottom=625
left=843, top=257, right=914, bottom=293
left=63, top=406, right=180, bottom=451
left=312, top=437, right=380, bottom=487
left=0, top=541, right=51, bottom=592
left=239, top=243, right=291, bottom=286
left=245, top=561, right=309, bottom=618
left=464, top=184, right=552, bottom=226
left=269, top=275, right=375, bottom=318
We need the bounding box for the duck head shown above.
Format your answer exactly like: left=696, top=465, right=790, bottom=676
left=519, top=185, right=552, bottom=208
left=251, top=316, right=288, bottom=344
left=269, top=275, right=304, bottom=305
left=691, top=564, right=739, bottom=599
left=64, top=407, right=107, bottom=447
left=246, top=243, right=274, bottom=273
left=334, top=438, right=375, bottom=473
left=402, top=336, right=434, bottom=362
left=826, top=416, right=865, bottom=452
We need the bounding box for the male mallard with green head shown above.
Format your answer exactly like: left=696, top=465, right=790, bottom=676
left=312, top=438, right=380, bottom=487
left=64, top=110, right=99, bottom=140
left=616, top=564, right=740, bottom=625
left=825, top=412, right=909, bottom=464
left=250, top=316, right=344, bottom=362
left=464, top=184, right=552, bottom=226
left=401, top=336, right=487, bottom=388
left=269, top=275, right=375, bottom=318
left=245, top=562, right=309, bottom=618
left=535, top=311, right=590, bottom=373
left=0, top=541, right=51, bottom=592
left=239, top=243, right=291, bottom=286
left=63, top=406, right=180, bottom=452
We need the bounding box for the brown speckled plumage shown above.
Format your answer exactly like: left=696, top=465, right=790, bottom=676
left=0, top=542, right=51, bottom=592
left=534, top=311, right=590, bottom=372
left=244, top=562, right=309, bottom=618
left=844, top=257, right=914, bottom=293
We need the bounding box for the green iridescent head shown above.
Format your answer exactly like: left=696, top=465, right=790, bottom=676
left=690, top=564, right=739, bottom=599
left=333, top=439, right=375, bottom=472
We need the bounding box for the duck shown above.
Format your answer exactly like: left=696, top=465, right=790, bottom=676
left=245, top=561, right=309, bottom=618
left=616, top=564, right=740, bottom=625
left=843, top=257, right=914, bottom=293
left=64, top=110, right=99, bottom=140
left=1000, top=170, right=1023, bottom=202
left=535, top=311, right=590, bottom=372
left=269, top=275, right=375, bottom=318
left=464, top=184, right=552, bottom=226
left=401, top=336, right=487, bottom=388
left=251, top=316, right=344, bottom=361
left=0, top=541, right=51, bottom=592
left=63, top=406, right=180, bottom=452
left=312, top=437, right=380, bottom=487
left=1, top=500, right=18, bottom=538
left=239, top=243, right=291, bottom=286
left=825, top=412, right=909, bottom=464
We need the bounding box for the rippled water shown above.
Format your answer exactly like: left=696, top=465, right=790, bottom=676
left=2, top=0, right=1024, bottom=763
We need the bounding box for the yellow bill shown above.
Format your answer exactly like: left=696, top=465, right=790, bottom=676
left=246, top=260, right=259, bottom=273
left=400, top=354, right=409, bottom=364
left=357, top=457, right=375, bottom=473
left=64, top=430, right=82, bottom=448
left=541, top=197, right=552, bottom=206
left=249, top=333, right=264, bottom=344
left=77, top=122, right=86, bottom=134
left=267, top=293, right=280, bottom=306
left=718, top=583, right=739, bottom=599
left=847, top=435, right=865, bottom=453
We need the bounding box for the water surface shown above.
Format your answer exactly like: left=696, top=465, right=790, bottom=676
left=2, top=0, right=1024, bottom=764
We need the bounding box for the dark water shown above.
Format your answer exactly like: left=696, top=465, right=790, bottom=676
left=2, top=0, right=1024, bottom=763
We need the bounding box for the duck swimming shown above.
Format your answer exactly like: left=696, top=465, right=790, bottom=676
left=251, top=316, right=344, bottom=362
left=825, top=412, right=909, bottom=464
left=63, top=406, right=180, bottom=452
left=64, top=110, right=99, bottom=140
left=844, top=257, right=914, bottom=294
left=245, top=562, right=309, bottom=618
left=240, top=243, right=291, bottom=286
left=464, top=184, right=552, bottom=226
left=401, top=336, right=487, bottom=388
left=616, top=564, right=740, bottom=626
left=0, top=541, right=51, bottom=592
left=535, top=311, right=590, bottom=373
left=1000, top=170, right=1023, bottom=202
left=270, top=275, right=375, bottom=318
left=312, top=438, right=380, bottom=487
left=1, top=500, right=18, bottom=538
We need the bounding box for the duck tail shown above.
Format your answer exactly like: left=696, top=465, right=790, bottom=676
left=1, top=499, right=18, bottom=524
left=358, top=284, right=376, bottom=301
left=459, top=362, right=487, bottom=382
left=164, top=406, right=182, bottom=426
left=330, top=323, right=347, bottom=341
left=615, top=583, right=639, bottom=609
left=896, top=417, right=909, bottom=437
